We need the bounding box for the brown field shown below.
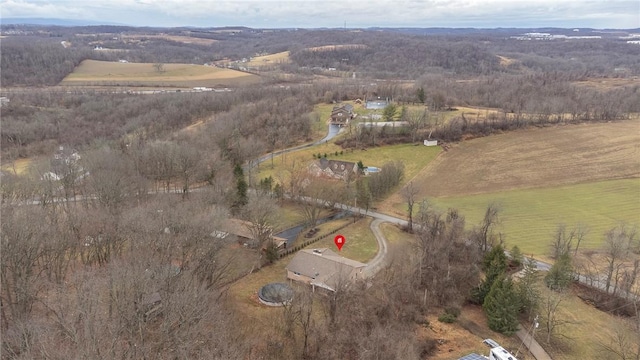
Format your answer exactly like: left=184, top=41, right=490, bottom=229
left=246, top=51, right=290, bottom=67
left=403, top=120, right=640, bottom=198
left=497, top=55, right=516, bottom=67
left=120, top=33, right=218, bottom=46
left=60, top=60, right=260, bottom=87
left=573, top=77, right=640, bottom=90
left=0, top=157, right=37, bottom=175
left=306, top=44, right=368, bottom=51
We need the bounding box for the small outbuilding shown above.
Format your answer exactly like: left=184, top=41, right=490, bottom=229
left=424, top=139, right=438, bottom=147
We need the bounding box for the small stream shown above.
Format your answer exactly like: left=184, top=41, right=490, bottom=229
left=275, top=210, right=351, bottom=247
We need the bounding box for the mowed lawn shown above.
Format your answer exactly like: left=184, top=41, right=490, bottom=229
left=378, top=119, right=640, bottom=256
left=302, top=217, right=378, bottom=263
left=257, top=142, right=441, bottom=189
left=61, top=60, right=260, bottom=87
left=425, top=178, right=640, bottom=257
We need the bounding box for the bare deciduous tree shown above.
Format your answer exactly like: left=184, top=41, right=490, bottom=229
left=604, top=224, right=636, bottom=294
left=541, top=291, right=571, bottom=344
left=401, top=181, right=419, bottom=233
left=472, top=202, right=501, bottom=252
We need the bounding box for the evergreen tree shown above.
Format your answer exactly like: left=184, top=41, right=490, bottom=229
left=472, top=244, right=508, bottom=304
left=517, top=257, right=541, bottom=319
left=545, top=252, right=574, bottom=291
left=355, top=178, right=372, bottom=213
left=483, top=243, right=508, bottom=273
left=483, top=276, right=521, bottom=335
left=510, top=245, right=524, bottom=268
left=233, top=164, right=248, bottom=208
left=416, top=87, right=426, bottom=104
left=383, top=103, right=398, bottom=122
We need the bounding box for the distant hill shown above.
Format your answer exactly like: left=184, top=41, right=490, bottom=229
left=1, top=18, right=126, bottom=26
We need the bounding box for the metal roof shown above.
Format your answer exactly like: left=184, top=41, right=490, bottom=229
left=458, top=353, right=487, bottom=360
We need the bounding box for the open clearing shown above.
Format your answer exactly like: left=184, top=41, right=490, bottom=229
left=497, top=55, right=517, bottom=67
left=379, top=120, right=639, bottom=255
left=246, top=51, right=290, bottom=67
left=305, top=44, right=368, bottom=51
left=302, top=218, right=378, bottom=263
left=120, top=33, right=218, bottom=46
left=0, top=157, right=36, bottom=175
left=256, top=142, right=441, bottom=189
left=405, top=120, right=640, bottom=198
left=60, top=60, right=260, bottom=87
left=573, top=77, right=640, bottom=90
left=426, top=178, right=639, bottom=256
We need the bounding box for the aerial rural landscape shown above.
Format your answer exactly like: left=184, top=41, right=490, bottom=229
left=1, top=7, right=639, bottom=360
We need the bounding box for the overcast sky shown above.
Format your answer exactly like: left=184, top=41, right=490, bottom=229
left=1, top=0, right=639, bottom=29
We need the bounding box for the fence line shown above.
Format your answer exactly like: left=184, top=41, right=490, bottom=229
left=278, top=218, right=362, bottom=259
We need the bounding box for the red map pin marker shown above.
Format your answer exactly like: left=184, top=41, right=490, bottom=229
left=334, top=234, right=345, bottom=251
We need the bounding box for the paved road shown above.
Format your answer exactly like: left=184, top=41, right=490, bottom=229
left=363, top=219, right=390, bottom=278
left=250, top=124, right=341, bottom=169
left=516, top=327, right=553, bottom=360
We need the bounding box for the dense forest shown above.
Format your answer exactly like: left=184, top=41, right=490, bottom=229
left=2, top=25, right=640, bottom=86
left=1, top=25, right=639, bottom=360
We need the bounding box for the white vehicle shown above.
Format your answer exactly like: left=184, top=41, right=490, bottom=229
left=458, top=339, right=518, bottom=360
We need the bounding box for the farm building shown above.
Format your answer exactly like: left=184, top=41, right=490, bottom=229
left=286, top=248, right=366, bottom=292
left=308, top=158, right=358, bottom=181
left=330, top=103, right=355, bottom=125
left=424, top=139, right=438, bottom=146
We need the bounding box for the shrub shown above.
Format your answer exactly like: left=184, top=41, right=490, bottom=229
left=444, top=306, right=461, bottom=318
left=438, top=313, right=457, bottom=323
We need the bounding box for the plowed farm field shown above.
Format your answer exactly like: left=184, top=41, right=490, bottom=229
left=381, top=120, right=640, bottom=255
left=61, top=60, right=260, bottom=87
left=411, top=120, right=639, bottom=198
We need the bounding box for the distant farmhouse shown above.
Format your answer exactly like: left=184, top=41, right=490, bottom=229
left=286, top=248, right=366, bottom=292
left=330, top=103, right=355, bottom=126
left=309, top=158, right=358, bottom=181
left=43, top=146, right=83, bottom=181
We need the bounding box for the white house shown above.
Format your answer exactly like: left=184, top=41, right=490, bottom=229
left=424, top=139, right=438, bottom=147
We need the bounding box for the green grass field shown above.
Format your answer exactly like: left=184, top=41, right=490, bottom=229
left=257, top=142, right=441, bottom=189
left=422, top=178, right=640, bottom=257
left=302, top=218, right=378, bottom=263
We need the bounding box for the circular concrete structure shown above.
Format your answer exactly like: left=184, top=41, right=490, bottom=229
left=258, top=283, right=294, bottom=306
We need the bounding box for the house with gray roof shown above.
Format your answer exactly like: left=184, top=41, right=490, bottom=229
left=330, top=103, right=355, bottom=125
left=286, top=248, right=366, bottom=292
left=308, top=158, right=358, bottom=181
